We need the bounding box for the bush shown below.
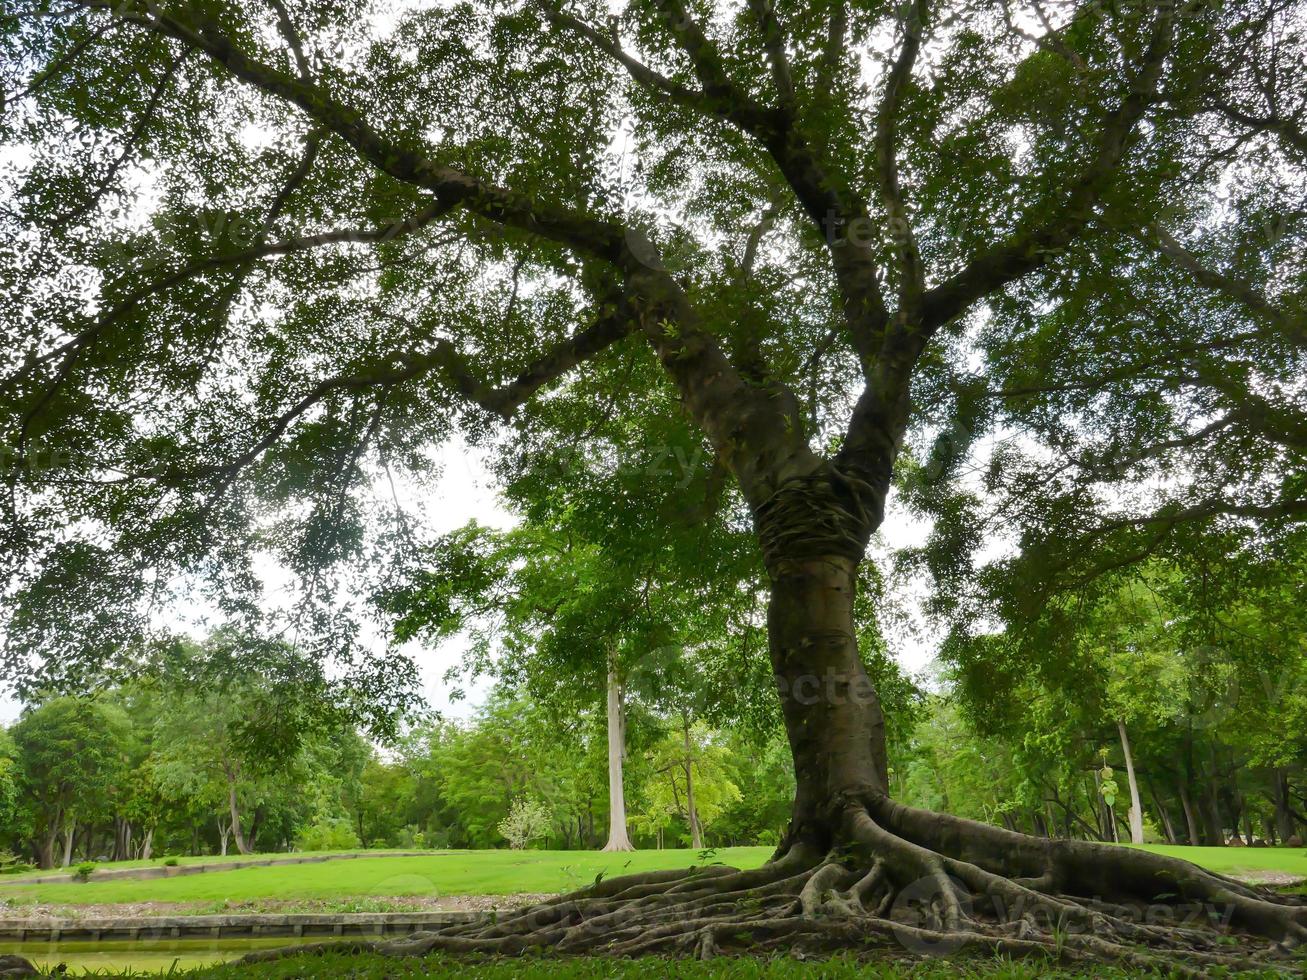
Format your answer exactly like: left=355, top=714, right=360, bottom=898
left=73, top=860, right=97, bottom=881
left=497, top=797, right=550, bottom=850
left=162, top=857, right=179, bottom=867
left=296, top=816, right=362, bottom=852
left=0, top=850, right=35, bottom=875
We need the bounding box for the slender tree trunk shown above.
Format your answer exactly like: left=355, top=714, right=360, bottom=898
left=227, top=773, right=252, bottom=855
left=218, top=819, right=230, bottom=857
left=1147, top=779, right=1177, bottom=844
left=601, top=665, right=633, bottom=852
left=1201, top=782, right=1225, bottom=845
left=1177, top=781, right=1201, bottom=845
left=61, top=816, right=76, bottom=867
left=1272, top=768, right=1297, bottom=842
left=248, top=805, right=265, bottom=852
left=683, top=722, right=704, bottom=850
left=140, top=828, right=154, bottom=861
left=1117, top=720, right=1145, bottom=844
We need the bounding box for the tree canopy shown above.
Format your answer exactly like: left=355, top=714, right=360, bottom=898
left=3, top=0, right=1306, bottom=965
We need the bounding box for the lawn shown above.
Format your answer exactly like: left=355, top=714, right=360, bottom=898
left=1125, top=843, right=1307, bottom=877
left=0, top=847, right=772, bottom=906
left=1, top=844, right=1302, bottom=909
left=0, top=849, right=430, bottom=883
left=117, top=950, right=1297, bottom=979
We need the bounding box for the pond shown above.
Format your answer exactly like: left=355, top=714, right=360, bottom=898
left=0, top=936, right=311, bottom=974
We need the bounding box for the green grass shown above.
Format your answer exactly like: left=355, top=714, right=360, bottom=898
left=0, top=848, right=772, bottom=906
left=3, top=844, right=1304, bottom=910
left=63, top=950, right=1290, bottom=979
left=1127, top=843, right=1307, bottom=877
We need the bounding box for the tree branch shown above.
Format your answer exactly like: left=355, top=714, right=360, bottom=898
left=875, top=0, right=928, bottom=314
left=1132, top=224, right=1307, bottom=350
left=66, top=1, right=822, bottom=507
left=549, top=0, right=889, bottom=367
left=745, top=0, right=795, bottom=106
left=918, top=4, right=1175, bottom=335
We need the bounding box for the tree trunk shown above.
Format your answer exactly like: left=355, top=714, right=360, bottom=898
left=683, top=722, right=704, bottom=850
left=248, top=805, right=265, bottom=852
left=767, top=553, right=887, bottom=854
left=1272, top=768, right=1297, bottom=843
left=1177, top=780, right=1201, bottom=845
left=1147, top=779, right=1177, bottom=844
left=1200, top=783, right=1225, bottom=846
left=140, top=828, right=154, bottom=862
left=227, top=774, right=252, bottom=855
left=1117, top=720, right=1145, bottom=844
left=601, top=665, right=634, bottom=852
left=61, top=816, right=76, bottom=868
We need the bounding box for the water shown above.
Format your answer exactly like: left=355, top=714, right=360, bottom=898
left=0, top=936, right=313, bottom=974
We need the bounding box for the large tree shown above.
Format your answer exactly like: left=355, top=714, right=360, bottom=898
left=2, top=0, right=1306, bottom=965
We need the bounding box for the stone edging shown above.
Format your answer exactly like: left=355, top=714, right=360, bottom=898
left=0, top=911, right=483, bottom=942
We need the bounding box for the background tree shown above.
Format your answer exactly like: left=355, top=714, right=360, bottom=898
left=9, top=697, right=129, bottom=867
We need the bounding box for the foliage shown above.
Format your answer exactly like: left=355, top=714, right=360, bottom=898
left=72, top=860, right=96, bottom=882
left=498, top=797, right=552, bottom=851
left=296, top=817, right=362, bottom=853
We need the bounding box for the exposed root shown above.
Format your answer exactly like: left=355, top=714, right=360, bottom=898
left=237, top=798, right=1307, bottom=974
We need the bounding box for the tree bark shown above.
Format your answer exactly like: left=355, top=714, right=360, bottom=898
left=1147, top=779, right=1177, bottom=844
left=1117, top=720, right=1145, bottom=844
left=1200, top=783, right=1225, bottom=846
left=60, top=816, right=76, bottom=868
left=601, top=665, right=634, bottom=852
left=767, top=552, right=887, bottom=855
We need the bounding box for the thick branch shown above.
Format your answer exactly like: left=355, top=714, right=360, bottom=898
left=918, top=5, right=1174, bottom=335
left=552, top=0, right=889, bottom=365
left=875, top=0, right=928, bottom=313
left=80, top=1, right=627, bottom=261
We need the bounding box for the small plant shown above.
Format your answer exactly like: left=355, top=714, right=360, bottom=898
left=497, top=796, right=550, bottom=850
left=72, top=860, right=96, bottom=882
left=162, top=857, right=179, bottom=867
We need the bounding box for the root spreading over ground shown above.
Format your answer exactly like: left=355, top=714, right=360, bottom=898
left=234, top=797, right=1307, bottom=975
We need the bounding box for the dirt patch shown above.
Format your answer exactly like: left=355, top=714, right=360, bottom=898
left=0, top=894, right=555, bottom=921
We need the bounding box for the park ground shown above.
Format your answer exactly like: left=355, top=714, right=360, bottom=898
left=2, top=844, right=1305, bottom=913
left=1, top=845, right=1304, bottom=976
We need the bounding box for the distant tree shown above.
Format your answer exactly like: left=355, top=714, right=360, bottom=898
left=10, top=698, right=129, bottom=868
left=0, top=728, right=21, bottom=847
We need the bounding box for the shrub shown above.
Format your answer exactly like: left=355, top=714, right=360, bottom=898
left=296, top=816, right=362, bottom=852
left=497, top=797, right=550, bottom=850
left=0, top=850, right=35, bottom=875
left=162, top=857, right=179, bottom=867
left=73, top=861, right=97, bottom=881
